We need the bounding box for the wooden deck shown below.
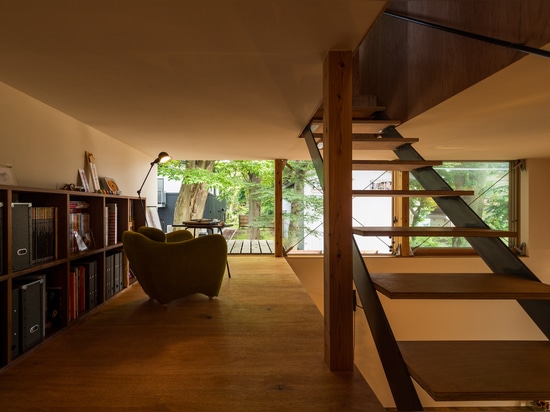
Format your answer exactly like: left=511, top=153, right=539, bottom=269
left=0, top=256, right=384, bottom=412
left=227, top=239, right=274, bottom=254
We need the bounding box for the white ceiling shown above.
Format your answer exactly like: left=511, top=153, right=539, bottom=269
left=1, top=1, right=549, bottom=162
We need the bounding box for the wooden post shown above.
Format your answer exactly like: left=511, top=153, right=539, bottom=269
left=393, top=170, right=410, bottom=256
left=274, top=159, right=285, bottom=257
left=323, top=50, right=354, bottom=371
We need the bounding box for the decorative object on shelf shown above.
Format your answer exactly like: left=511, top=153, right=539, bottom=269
left=100, top=177, right=121, bottom=195
left=85, top=151, right=101, bottom=192
left=531, top=400, right=550, bottom=411
left=137, top=152, right=171, bottom=226
left=78, top=169, right=91, bottom=192
left=0, top=164, right=17, bottom=185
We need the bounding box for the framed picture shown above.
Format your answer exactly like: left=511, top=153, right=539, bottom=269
left=78, top=169, right=91, bottom=192
left=0, top=165, right=17, bottom=186
left=86, top=151, right=101, bottom=192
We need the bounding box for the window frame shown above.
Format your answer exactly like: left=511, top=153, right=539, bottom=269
left=392, top=160, right=520, bottom=256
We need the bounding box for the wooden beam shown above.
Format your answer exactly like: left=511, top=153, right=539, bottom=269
left=323, top=50, right=354, bottom=371
left=274, top=159, right=285, bottom=257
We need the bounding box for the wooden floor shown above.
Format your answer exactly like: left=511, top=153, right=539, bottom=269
left=227, top=239, right=274, bottom=254
left=0, top=256, right=384, bottom=412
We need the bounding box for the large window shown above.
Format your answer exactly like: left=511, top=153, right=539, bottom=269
left=285, top=160, right=518, bottom=256
left=407, top=161, right=517, bottom=254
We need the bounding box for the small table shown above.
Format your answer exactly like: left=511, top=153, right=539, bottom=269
left=172, top=221, right=232, bottom=278
left=174, top=221, right=230, bottom=237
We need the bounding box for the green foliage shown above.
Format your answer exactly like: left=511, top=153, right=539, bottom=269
left=158, top=159, right=323, bottom=248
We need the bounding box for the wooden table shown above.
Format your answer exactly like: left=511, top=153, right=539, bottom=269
left=173, top=221, right=230, bottom=236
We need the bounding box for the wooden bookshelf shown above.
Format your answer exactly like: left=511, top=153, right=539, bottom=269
left=0, top=184, right=145, bottom=368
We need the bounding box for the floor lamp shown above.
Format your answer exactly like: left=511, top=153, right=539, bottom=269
left=137, top=151, right=171, bottom=227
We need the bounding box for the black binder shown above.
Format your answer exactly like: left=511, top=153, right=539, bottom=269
left=11, top=202, right=32, bottom=271
left=13, top=276, right=45, bottom=353
left=11, top=287, right=19, bottom=358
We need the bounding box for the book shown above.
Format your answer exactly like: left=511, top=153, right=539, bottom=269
left=31, top=206, right=58, bottom=264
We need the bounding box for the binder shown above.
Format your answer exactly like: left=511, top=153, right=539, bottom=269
left=13, top=275, right=45, bottom=353
left=11, top=202, right=32, bottom=271
left=11, top=287, right=20, bottom=358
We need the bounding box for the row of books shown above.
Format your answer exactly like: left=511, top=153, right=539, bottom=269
left=70, top=200, right=93, bottom=253
left=106, top=203, right=118, bottom=245
left=69, top=260, right=99, bottom=321
left=105, top=252, right=124, bottom=300
left=32, top=206, right=58, bottom=264
left=10, top=203, right=58, bottom=272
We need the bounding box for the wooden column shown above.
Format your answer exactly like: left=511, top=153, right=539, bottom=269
left=323, top=50, right=354, bottom=371
left=393, top=170, right=410, bottom=256
left=274, top=159, right=285, bottom=257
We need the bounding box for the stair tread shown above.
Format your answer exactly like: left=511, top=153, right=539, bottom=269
left=398, top=340, right=550, bottom=401
left=310, top=119, right=401, bottom=135
left=314, top=137, right=419, bottom=151
left=371, top=273, right=550, bottom=299
left=352, top=226, right=517, bottom=237
left=352, top=160, right=442, bottom=171
left=312, top=106, right=386, bottom=119
left=352, top=189, right=474, bottom=197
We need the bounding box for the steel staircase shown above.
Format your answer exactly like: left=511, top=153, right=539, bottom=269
left=302, top=118, right=550, bottom=411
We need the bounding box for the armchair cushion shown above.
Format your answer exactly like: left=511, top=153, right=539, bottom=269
left=123, top=230, right=227, bottom=305
left=138, top=226, right=194, bottom=243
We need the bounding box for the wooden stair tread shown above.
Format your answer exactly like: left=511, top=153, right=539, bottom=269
left=352, top=160, right=442, bottom=171
left=351, top=136, right=419, bottom=150
left=352, top=189, right=474, bottom=197
left=398, top=340, right=550, bottom=401
left=371, top=273, right=550, bottom=299
left=352, top=226, right=517, bottom=237
left=310, top=119, right=401, bottom=135
left=314, top=137, right=419, bottom=151
left=312, top=106, right=386, bottom=119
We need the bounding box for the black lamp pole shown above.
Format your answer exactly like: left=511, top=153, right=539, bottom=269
left=137, top=152, right=171, bottom=227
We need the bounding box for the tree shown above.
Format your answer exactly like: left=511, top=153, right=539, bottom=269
left=159, top=160, right=215, bottom=223
left=282, top=161, right=323, bottom=252
left=214, top=160, right=274, bottom=239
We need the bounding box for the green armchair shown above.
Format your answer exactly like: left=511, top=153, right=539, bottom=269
left=122, top=227, right=227, bottom=305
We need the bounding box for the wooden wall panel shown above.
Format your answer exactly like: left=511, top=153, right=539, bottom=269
left=357, top=1, right=550, bottom=123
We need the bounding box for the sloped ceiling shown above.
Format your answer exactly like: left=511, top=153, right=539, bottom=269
left=1, top=1, right=549, bottom=162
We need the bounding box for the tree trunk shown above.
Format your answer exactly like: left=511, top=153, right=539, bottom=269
left=287, top=169, right=305, bottom=249
left=173, top=161, right=214, bottom=226
left=247, top=173, right=261, bottom=239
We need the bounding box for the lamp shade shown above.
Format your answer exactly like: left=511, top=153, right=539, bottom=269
left=153, top=152, right=171, bottom=165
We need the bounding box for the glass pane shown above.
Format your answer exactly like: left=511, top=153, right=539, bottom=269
left=353, top=170, right=393, bottom=255
left=409, top=161, right=510, bottom=249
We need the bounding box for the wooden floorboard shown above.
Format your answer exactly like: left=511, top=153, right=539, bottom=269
left=227, top=239, right=273, bottom=255
left=0, top=256, right=383, bottom=412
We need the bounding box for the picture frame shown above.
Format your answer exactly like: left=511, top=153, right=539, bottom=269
left=86, top=151, right=101, bottom=192
left=0, top=164, right=17, bottom=186
left=78, top=169, right=91, bottom=192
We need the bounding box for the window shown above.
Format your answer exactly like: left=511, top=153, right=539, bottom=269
left=405, top=161, right=518, bottom=255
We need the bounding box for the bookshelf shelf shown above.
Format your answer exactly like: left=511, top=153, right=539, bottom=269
left=0, top=184, right=145, bottom=368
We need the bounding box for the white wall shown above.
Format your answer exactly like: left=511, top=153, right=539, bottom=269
left=0, top=82, right=157, bottom=204
left=287, top=158, right=550, bottom=408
